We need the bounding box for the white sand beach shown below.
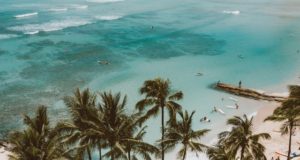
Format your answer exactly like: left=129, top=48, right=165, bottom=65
left=0, top=147, right=9, bottom=160
left=253, top=102, right=300, bottom=160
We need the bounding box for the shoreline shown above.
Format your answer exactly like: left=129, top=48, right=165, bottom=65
left=253, top=102, right=300, bottom=160
left=1, top=63, right=299, bottom=160
left=0, top=146, right=9, bottom=160
left=182, top=71, right=300, bottom=160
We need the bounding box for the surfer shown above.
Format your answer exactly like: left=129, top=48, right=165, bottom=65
left=212, top=106, right=217, bottom=113
left=196, top=72, right=203, bottom=76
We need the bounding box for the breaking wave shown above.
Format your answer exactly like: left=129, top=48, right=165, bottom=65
left=15, top=12, right=38, bottom=18
left=95, top=15, right=123, bottom=20
left=223, top=10, right=240, bottom=15
left=8, top=19, right=92, bottom=35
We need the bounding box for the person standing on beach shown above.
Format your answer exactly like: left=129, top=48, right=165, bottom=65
left=239, top=80, right=242, bottom=88
left=235, top=103, right=239, bottom=109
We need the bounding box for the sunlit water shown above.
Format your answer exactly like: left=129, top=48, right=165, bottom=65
left=1, top=0, right=300, bottom=159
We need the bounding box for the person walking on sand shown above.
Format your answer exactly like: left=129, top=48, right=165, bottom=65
left=239, top=80, right=242, bottom=88
left=235, top=103, right=239, bottom=109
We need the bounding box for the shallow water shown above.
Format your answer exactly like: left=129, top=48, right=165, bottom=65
left=1, top=0, right=300, bottom=158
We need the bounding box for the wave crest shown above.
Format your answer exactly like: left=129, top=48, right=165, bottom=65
left=86, top=0, right=124, bottom=3
left=70, top=4, right=88, bottom=9
left=8, top=19, right=92, bottom=35
left=0, top=34, right=19, bottom=40
left=95, top=15, right=122, bottom=21
left=15, top=12, right=38, bottom=18
left=223, top=10, right=240, bottom=15
left=48, top=8, right=68, bottom=12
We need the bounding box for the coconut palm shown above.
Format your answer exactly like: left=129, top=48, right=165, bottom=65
left=288, top=85, right=300, bottom=99
left=122, top=126, right=159, bottom=160
left=56, top=88, right=99, bottom=160
left=97, top=91, right=128, bottom=160
left=220, top=114, right=270, bottom=160
left=136, top=78, right=183, bottom=160
left=58, top=89, right=158, bottom=160
left=265, top=85, right=300, bottom=160
left=163, top=110, right=209, bottom=160
left=207, top=143, right=235, bottom=160
left=7, top=106, right=70, bottom=160
left=98, top=91, right=158, bottom=160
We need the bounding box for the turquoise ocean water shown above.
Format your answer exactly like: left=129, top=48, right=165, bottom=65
left=1, top=0, right=300, bottom=158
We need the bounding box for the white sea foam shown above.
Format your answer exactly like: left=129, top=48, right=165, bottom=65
left=0, top=34, right=19, bottom=40
left=223, top=10, right=240, bottom=15
left=8, top=19, right=92, bottom=35
left=95, top=15, right=122, bottom=21
left=86, top=0, right=124, bottom=3
left=25, top=31, right=39, bottom=35
left=48, top=8, right=68, bottom=12
left=15, top=12, right=38, bottom=18
left=70, top=4, right=88, bottom=10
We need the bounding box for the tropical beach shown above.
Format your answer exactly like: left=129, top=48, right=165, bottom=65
left=1, top=0, right=300, bottom=159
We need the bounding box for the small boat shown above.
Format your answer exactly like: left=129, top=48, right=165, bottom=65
left=98, top=60, right=110, bottom=65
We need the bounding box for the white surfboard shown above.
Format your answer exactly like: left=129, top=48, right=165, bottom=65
left=225, top=105, right=236, bottom=109
left=229, top=97, right=238, bottom=102
left=217, top=108, right=225, bottom=114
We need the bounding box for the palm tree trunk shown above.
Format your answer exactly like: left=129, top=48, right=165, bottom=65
left=287, top=122, right=294, bottom=160
left=161, top=105, right=165, bottom=160
left=240, top=146, right=245, bottom=160
left=128, top=150, right=131, bottom=160
left=98, top=144, right=102, bottom=160
left=182, top=146, right=187, bottom=160
left=111, top=146, right=115, bottom=160
left=87, top=147, right=92, bottom=160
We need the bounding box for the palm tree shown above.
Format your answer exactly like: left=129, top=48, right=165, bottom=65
left=136, top=78, right=183, bottom=160
left=265, top=85, right=300, bottom=160
left=122, top=126, right=159, bottom=160
left=220, top=114, right=270, bottom=160
left=99, top=91, right=158, bottom=160
left=163, top=110, right=209, bottom=160
left=7, top=106, right=70, bottom=160
left=99, top=92, right=158, bottom=160
left=207, top=143, right=235, bottom=160
left=58, top=89, right=158, bottom=160
left=56, top=88, right=99, bottom=160
left=96, top=91, right=129, bottom=160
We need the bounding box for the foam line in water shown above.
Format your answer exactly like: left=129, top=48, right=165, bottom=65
left=48, top=8, right=68, bottom=12
left=70, top=4, right=88, bottom=9
left=0, top=34, right=19, bottom=40
left=8, top=19, right=92, bottom=34
left=95, top=15, right=123, bottom=20
left=86, top=0, right=124, bottom=3
left=25, top=31, right=39, bottom=35
left=14, top=12, right=38, bottom=18
left=223, top=10, right=240, bottom=15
